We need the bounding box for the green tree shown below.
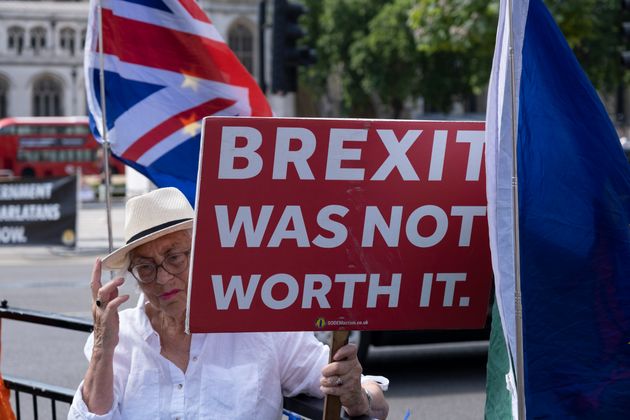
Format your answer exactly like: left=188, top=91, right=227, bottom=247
left=408, top=0, right=498, bottom=110
left=302, top=0, right=387, bottom=116
left=544, top=0, right=622, bottom=92
left=302, top=0, right=624, bottom=118
left=349, top=0, right=423, bottom=118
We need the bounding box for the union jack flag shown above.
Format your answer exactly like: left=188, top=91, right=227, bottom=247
left=84, top=0, right=272, bottom=202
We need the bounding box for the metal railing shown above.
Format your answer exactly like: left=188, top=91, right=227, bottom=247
left=1, top=300, right=369, bottom=420
left=0, top=301, right=93, bottom=333
left=1, top=300, right=92, bottom=419
left=2, top=375, right=74, bottom=420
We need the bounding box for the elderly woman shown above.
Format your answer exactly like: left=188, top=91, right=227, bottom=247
left=69, top=187, right=389, bottom=419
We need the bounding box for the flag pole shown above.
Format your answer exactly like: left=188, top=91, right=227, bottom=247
left=507, top=0, right=526, bottom=418
left=97, top=0, right=114, bottom=254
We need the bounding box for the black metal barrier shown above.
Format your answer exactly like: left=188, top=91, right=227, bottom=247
left=0, top=300, right=93, bottom=420
left=0, top=301, right=371, bottom=420
left=2, top=375, right=74, bottom=420
left=0, top=301, right=93, bottom=333
left=0, top=300, right=91, bottom=420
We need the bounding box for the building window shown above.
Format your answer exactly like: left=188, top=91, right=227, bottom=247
left=33, top=77, right=63, bottom=116
left=60, top=27, right=76, bottom=55
left=30, top=27, right=47, bottom=54
left=80, top=28, right=87, bottom=49
left=228, top=23, right=254, bottom=74
left=0, top=78, right=8, bottom=118
left=8, top=26, right=25, bottom=55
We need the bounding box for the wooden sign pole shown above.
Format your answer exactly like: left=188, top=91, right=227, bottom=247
left=322, top=330, right=350, bottom=420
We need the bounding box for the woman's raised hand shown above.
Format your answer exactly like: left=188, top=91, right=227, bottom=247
left=90, top=258, right=130, bottom=354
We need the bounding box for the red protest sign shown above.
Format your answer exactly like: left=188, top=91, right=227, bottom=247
left=187, top=117, right=492, bottom=333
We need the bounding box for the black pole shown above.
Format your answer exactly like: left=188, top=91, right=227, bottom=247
left=259, top=0, right=267, bottom=93
left=617, top=82, right=626, bottom=126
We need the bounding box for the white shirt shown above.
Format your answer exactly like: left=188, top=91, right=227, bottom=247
left=68, top=298, right=329, bottom=420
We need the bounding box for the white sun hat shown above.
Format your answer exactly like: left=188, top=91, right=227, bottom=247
left=101, top=187, right=194, bottom=270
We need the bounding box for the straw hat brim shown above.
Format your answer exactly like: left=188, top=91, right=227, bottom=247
left=101, top=219, right=194, bottom=270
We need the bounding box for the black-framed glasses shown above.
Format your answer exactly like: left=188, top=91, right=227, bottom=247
left=128, top=250, right=191, bottom=284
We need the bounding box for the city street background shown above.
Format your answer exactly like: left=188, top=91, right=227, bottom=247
left=0, top=201, right=488, bottom=419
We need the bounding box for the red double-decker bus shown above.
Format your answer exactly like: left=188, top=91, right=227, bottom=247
left=0, top=116, right=125, bottom=178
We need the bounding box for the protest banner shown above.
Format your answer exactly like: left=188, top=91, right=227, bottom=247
left=0, top=175, right=77, bottom=247
left=187, top=117, right=492, bottom=333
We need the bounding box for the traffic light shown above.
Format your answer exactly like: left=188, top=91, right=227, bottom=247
left=271, top=0, right=316, bottom=94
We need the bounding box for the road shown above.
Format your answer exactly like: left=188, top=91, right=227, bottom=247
left=0, top=202, right=488, bottom=419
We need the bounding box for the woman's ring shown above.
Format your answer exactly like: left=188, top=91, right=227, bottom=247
left=335, top=376, right=343, bottom=386
left=95, top=299, right=103, bottom=308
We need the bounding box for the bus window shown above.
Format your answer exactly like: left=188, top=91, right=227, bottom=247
left=20, top=137, right=56, bottom=148
left=16, top=125, right=35, bottom=135
left=61, top=137, right=84, bottom=147
left=0, top=126, right=16, bottom=135
left=81, top=149, right=93, bottom=162
left=67, top=125, right=90, bottom=135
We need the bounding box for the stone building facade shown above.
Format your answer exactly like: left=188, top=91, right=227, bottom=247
left=0, top=0, right=262, bottom=118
